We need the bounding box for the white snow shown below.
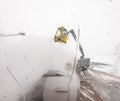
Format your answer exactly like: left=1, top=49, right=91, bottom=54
left=0, top=0, right=120, bottom=101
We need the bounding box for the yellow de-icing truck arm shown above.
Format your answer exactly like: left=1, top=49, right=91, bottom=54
left=54, top=26, right=69, bottom=44
left=54, top=26, right=84, bottom=57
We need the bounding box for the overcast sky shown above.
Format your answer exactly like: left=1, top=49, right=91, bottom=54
left=0, top=1, right=120, bottom=100
left=0, top=0, right=120, bottom=55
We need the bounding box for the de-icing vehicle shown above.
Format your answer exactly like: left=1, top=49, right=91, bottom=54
left=54, top=26, right=90, bottom=71
left=29, top=26, right=90, bottom=101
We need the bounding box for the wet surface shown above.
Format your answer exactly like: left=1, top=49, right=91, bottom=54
left=79, top=63, right=120, bottom=101
left=79, top=72, right=104, bottom=101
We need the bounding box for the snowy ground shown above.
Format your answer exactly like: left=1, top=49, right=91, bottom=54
left=82, top=67, right=120, bottom=101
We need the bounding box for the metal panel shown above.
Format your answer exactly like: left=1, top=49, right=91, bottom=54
left=43, top=75, right=78, bottom=101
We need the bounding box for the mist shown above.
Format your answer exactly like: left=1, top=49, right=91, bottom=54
left=0, top=0, right=120, bottom=101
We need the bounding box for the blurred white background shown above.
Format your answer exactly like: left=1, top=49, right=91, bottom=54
left=0, top=0, right=120, bottom=101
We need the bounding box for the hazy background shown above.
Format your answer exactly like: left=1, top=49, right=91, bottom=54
left=0, top=0, right=120, bottom=101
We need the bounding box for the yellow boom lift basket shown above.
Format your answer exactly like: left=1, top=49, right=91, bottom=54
left=54, top=26, right=69, bottom=43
